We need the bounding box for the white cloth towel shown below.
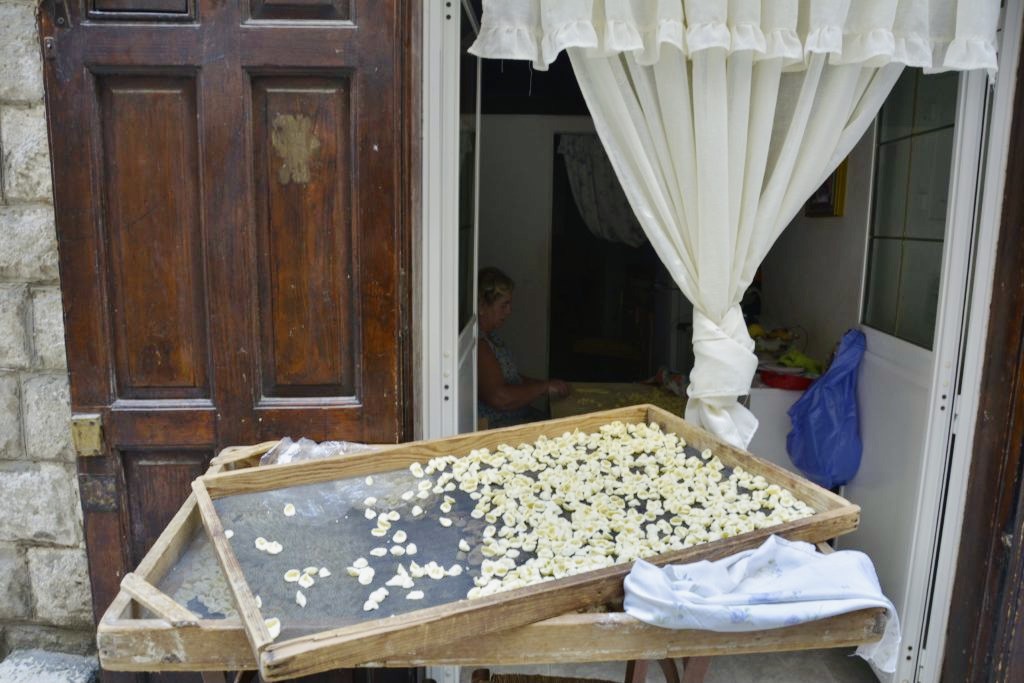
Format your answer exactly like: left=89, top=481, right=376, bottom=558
left=623, top=535, right=900, bottom=673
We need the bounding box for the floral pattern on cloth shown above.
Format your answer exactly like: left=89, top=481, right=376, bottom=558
left=624, top=535, right=901, bottom=674
left=557, top=134, right=647, bottom=247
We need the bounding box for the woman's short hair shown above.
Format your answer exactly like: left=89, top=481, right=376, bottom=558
left=479, top=267, right=515, bottom=305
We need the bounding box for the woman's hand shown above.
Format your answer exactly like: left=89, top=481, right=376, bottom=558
left=546, top=379, right=571, bottom=399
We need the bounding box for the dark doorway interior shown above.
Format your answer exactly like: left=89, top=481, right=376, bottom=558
left=548, top=136, right=671, bottom=382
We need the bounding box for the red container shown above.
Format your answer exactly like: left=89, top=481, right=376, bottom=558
left=760, top=369, right=814, bottom=391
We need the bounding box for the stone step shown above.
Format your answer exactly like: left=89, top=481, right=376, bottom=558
left=0, top=649, right=98, bottom=683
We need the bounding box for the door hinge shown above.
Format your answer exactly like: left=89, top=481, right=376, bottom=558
left=71, top=413, right=104, bottom=457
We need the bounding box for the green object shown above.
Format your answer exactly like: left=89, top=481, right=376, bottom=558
left=778, top=348, right=823, bottom=377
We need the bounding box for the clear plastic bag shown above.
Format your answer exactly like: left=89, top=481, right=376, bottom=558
left=259, top=437, right=379, bottom=466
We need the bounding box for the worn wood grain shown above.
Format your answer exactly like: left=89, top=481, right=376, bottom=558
left=97, top=607, right=885, bottom=672
left=99, top=618, right=257, bottom=672
left=119, top=573, right=199, bottom=627
left=191, top=479, right=273, bottom=653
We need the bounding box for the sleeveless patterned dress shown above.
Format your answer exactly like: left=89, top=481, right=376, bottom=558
left=478, top=333, right=540, bottom=428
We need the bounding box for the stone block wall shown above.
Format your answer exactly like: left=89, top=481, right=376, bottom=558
left=0, top=0, right=94, bottom=657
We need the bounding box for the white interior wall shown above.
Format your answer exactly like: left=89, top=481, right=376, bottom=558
left=477, top=114, right=594, bottom=381
left=760, top=129, right=875, bottom=362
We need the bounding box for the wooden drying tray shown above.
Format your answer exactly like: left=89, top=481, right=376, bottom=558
left=192, top=405, right=862, bottom=681
left=97, top=434, right=881, bottom=677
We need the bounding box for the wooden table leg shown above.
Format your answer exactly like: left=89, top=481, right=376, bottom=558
left=680, top=657, right=712, bottom=683
left=657, top=658, right=680, bottom=683
left=625, top=659, right=649, bottom=683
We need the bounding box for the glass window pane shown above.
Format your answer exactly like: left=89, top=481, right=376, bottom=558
left=879, top=69, right=917, bottom=142
left=914, top=71, right=958, bottom=133
left=873, top=139, right=910, bottom=237
left=863, top=239, right=902, bottom=335
left=905, top=128, right=954, bottom=240
left=895, top=240, right=944, bottom=349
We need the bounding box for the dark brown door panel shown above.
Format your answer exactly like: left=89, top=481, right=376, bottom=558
left=39, top=1, right=415, bottom=680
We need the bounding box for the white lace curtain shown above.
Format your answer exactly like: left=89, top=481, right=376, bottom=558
left=558, top=134, right=647, bottom=247
left=470, top=0, right=998, bottom=448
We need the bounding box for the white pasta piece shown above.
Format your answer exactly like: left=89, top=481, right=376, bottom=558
left=254, top=537, right=268, bottom=551
left=388, top=511, right=401, bottom=521
left=410, top=462, right=425, bottom=478
left=296, top=590, right=307, bottom=607
left=265, top=617, right=281, bottom=640
left=411, top=505, right=424, bottom=517
left=283, top=503, right=296, bottom=517
left=298, top=573, right=315, bottom=589
left=365, top=509, right=377, bottom=520
left=439, top=517, right=452, bottom=527
left=365, top=476, right=374, bottom=485
left=266, top=542, right=283, bottom=555
left=405, top=543, right=417, bottom=555
left=427, top=564, right=445, bottom=580
left=255, top=595, right=262, bottom=609
left=448, top=564, right=463, bottom=576
left=319, top=567, right=331, bottom=578
left=363, top=599, right=379, bottom=611
left=303, top=566, right=319, bottom=575
left=393, top=530, right=407, bottom=543
left=406, top=590, right=424, bottom=600
left=371, top=528, right=388, bottom=537
left=224, top=529, right=234, bottom=539
left=440, top=502, right=452, bottom=513
left=358, top=567, right=375, bottom=585
left=390, top=545, right=406, bottom=556
left=346, top=566, right=361, bottom=577
left=417, top=490, right=430, bottom=499
left=364, top=496, right=377, bottom=507
left=370, top=547, right=388, bottom=557
left=401, top=490, right=415, bottom=501
left=458, top=539, right=471, bottom=552
left=418, top=479, right=433, bottom=491
left=353, top=557, right=368, bottom=569
left=284, top=569, right=301, bottom=583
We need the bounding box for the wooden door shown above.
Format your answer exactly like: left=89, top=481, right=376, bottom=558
left=37, top=0, right=415, bottom=679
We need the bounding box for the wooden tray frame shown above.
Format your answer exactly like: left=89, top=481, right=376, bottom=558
left=97, top=431, right=881, bottom=675
left=194, top=405, right=862, bottom=681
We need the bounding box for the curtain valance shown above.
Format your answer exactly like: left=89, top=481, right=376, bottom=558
left=468, top=0, right=999, bottom=450
left=469, top=0, right=998, bottom=76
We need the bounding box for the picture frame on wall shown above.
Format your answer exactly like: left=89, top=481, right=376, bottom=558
left=805, top=159, right=848, bottom=218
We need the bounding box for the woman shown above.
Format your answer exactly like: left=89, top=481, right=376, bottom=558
left=477, top=267, right=571, bottom=428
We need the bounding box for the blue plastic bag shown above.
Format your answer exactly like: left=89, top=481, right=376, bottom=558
left=786, top=330, right=866, bottom=489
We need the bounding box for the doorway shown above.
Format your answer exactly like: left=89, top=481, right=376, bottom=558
left=426, top=19, right=1009, bottom=683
